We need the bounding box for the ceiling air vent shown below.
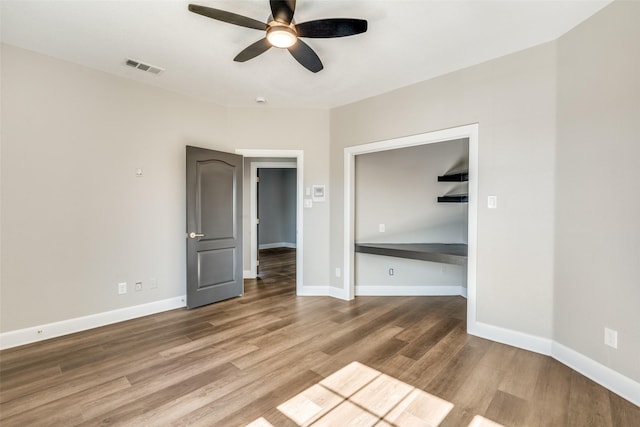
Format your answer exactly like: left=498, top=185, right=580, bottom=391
left=125, top=58, right=164, bottom=75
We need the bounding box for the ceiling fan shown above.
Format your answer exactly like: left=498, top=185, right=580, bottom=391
left=188, top=0, right=368, bottom=73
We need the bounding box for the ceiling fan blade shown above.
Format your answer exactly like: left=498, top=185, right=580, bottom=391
left=270, top=0, right=296, bottom=24
left=188, top=4, right=267, bottom=31
left=296, top=18, right=368, bottom=38
left=288, top=39, right=323, bottom=73
left=234, top=38, right=272, bottom=62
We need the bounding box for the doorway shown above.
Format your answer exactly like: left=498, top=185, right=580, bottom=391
left=353, top=139, right=469, bottom=295
left=256, top=165, right=297, bottom=279
left=343, top=124, right=479, bottom=331
left=236, top=149, right=304, bottom=295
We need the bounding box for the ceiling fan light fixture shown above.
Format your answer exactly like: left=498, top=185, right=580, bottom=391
left=266, top=24, right=297, bottom=48
left=188, top=2, right=368, bottom=72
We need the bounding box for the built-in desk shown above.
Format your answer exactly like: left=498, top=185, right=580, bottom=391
left=355, top=243, right=468, bottom=266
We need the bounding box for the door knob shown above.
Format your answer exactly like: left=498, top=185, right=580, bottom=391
left=188, top=232, right=205, bottom=239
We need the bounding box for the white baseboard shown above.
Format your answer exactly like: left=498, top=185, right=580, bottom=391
left=243, top=270, right=256, bottom=279
left=467, top=320, right=553, bottom=355
left=0, top=296, right=186, bottom=350
left=328, top=285, right=350, bottom=300
left=259, top=242, right=297, bottom=249
left=356, top=285, right=463, bottom=296
left=552, top=342, right=640, bottom=407
left=296, top=285, right=350, bottom=300
left=295, top=286, right=330, bottom=297
left=460, top=287, right=468, bottom=298
left=467, top=320, right=640, bottom=407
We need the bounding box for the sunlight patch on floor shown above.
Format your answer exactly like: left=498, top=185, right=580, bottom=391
left=247, top=361, right=461, bottom=426
left=246, top=417, right=275, bottom=427
left=468, top=415, right=506, bottom=427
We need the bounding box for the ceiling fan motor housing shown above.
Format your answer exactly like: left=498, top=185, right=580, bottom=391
left=266, top=22, right=298, bottom=48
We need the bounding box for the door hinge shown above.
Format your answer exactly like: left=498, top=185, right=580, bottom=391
left=256, top=218, right=260, bottom=224
left=256, top=260, right=260, bottom=266
left=256, top=177, right=260, bottom=183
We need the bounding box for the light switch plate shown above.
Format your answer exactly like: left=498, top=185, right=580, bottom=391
left=604, top=328, right=618, bottom=349
left=488, top=195, right=497, bottom=209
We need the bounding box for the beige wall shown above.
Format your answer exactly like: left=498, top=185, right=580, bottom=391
left=1, top=43, right=224, bottom=331
left=331, top=42, right=557, bottom=339
left=331, top=0, right=639, bottom=384
left=229, top=108, right=331, bottom=286
left=555, top=0, right=640, bottom=382
left=0, top=44, right=330, bottom=332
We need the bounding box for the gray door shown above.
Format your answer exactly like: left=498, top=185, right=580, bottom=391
left=186, top=146, right=243, bottom=308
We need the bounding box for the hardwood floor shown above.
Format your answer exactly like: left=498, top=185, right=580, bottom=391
left=1, top=248, right=638, bottom=426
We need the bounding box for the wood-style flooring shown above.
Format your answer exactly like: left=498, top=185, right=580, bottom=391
left=1, top=248, right=638, bottom=426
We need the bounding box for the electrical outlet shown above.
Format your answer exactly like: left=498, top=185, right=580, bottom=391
left=335, top=268, right=341, bottom=278
left=150, top=278, right=158, bottom=289
left=604, top=328, right=618, bottom=349
left=379, top=224, right=385, bottom=233
left=118, top=282, right=127, bottom=295
left=135, top=281, right=143, bottom=292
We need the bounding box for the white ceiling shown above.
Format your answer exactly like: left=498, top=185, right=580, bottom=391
left=1, top=0, right=611, bottom=109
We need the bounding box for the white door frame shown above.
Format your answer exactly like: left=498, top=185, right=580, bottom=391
left=343, top=124, right=479, bottom=330
left=236, top=149, right=304, bottom=295
left=250, top=161, right=297, bottom=275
